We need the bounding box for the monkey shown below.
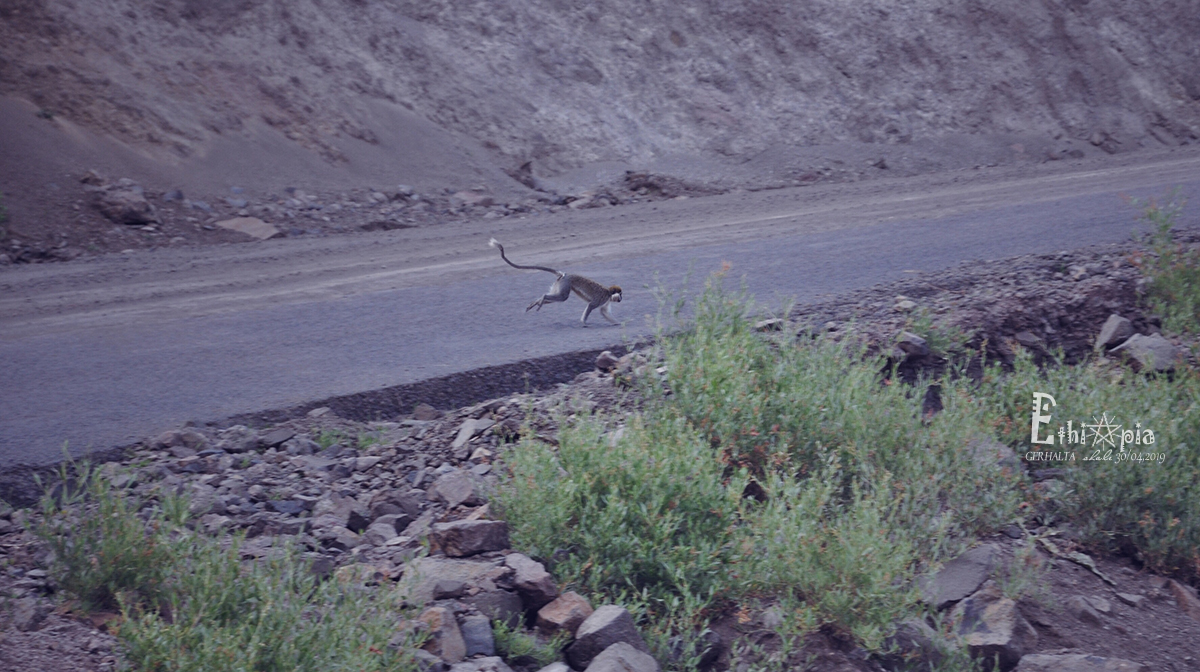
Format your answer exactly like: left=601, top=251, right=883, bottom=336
left=489, top=238, right=622, bottom=326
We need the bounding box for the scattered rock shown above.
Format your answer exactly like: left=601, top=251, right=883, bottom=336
left=754, top=318, right=784, bottom=332
left=1014, top=654, right=1148, bottom=672
left=450, top=657, right=515, bottom=672
left=460, top=613, right=496, bottom=657
left=595, top=350, right=621, bottom=372
left=452, top=418, right=496, bottom=452
left=952, top=592, right=1037, bottom=671
left=1115, top=592, right=1145, bottom=609
left=1109, top=333, right=1180, bottom=372
left=1095, top=314, right=1135, bottom=350
left=895, top=331, right=930, bottom=357
left=1168, top=579, right=1200, bottom=623
left=419, top=606, right=467, bottom=664
left=878, top=619, right=944, bottom=672
left=505, top=553, right=559, bottom=611
left=414, top=403, right=443, bottom=420
left=538, top=591, right=595, bottom=636
left=96, top=182, right=158, bottom=225
left=430, top=520, right=509, bottom=557
left=215, top=216, right=281, bottom=240
left=429, top=469, right=484, bottom=509
left=566, top=605, right=650, bottom=670
left=583, top=642, right=660, bottom=672
left=12, top=597, right=52, bottom=631
left=1066, top=595, right=1103, bottom=626
left=400, top=557, right=506, bottom=605
left=464, top=590, right=525, bottom=628
left=921, top=544, right=998, bottom=610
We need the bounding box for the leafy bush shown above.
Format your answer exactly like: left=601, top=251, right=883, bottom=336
left=1133, top=191, right=1199, bottom=335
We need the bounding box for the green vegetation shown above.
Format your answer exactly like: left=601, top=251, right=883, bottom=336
left=1133, top=191, right=1200, bottom=336
left=500, top=267, right=1199, bottom=667
left=36, top=461, right=422, bottom=672
left=492, top=618, right=568, bottom=668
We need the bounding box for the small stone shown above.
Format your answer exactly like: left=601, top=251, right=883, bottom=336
left=754, top=318, right=784, bottom=332
left=1115, top=592, right=1145, bottom=608
left=465, top=590, right=524, bottom=628
left=364, top=521, right=402, bottom=546
left=215, top=216, right=280, bottom=240
left=584, top=642, right=660, bottom=672
left=413, top=403, right=442, bottom=420
left=895, top=300, right=917, bottom=312
left=97, top=185, right=157, bottom=224
left=356, top=456, right=383, bottom=471
left=1168, top=579, right=1200, bottom=623
left=595, top=350, right=621, bottom=372
left=1095, top=315, right=1134, bottom=350
left=566, top=605, right=650, bottom=669
left=449, top=657, right=514, bottom=672
left=1085, top=596, right=1111, bottom=614
left=260, top=428, right=296, bottom=447
left=1014, top=331, right=1043, bottom=349
left=268, top=500, right=306, bottom=515
left=12, top=597, right=52, bottom=631
left=431, top=520, right=509, bottom=557
left=1065, top=595, right=1103, bottom=626
left=452, top=418, right=496, bottom=451
left=433, top=579, right=467, bottom=600
left=896, top=331, right=930, bottom=357
left=505, top=553, right=559, bottom=610
left=879, top=619, right=944, bottom=672
left=537, top=591, right=594, bottom=636
left=460, top=613, right=496, bottom=657
left=953, top=594, right=1037, bottom=670
left=429, top=469, right=484, bottom=509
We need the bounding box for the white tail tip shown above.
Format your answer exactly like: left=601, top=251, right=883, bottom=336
left=488, top=237, right=499, bottom=248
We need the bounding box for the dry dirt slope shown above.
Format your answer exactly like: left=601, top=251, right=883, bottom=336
left=2, top=0, right=1199, bottom=182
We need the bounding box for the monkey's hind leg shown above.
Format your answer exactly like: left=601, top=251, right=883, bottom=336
left=528, top=276, right=571, bottom=312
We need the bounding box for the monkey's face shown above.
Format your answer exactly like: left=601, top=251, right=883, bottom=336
left=609, top=286, right=622, bottom=303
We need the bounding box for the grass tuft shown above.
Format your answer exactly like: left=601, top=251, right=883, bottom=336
left=36, top=461, right=423, bottom=672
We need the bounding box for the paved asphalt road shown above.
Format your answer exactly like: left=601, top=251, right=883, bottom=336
left=2, top=150, right=1199, bottom=467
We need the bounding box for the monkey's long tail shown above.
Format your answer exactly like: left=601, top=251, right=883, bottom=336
left=489, top=238, right=562, bottom=276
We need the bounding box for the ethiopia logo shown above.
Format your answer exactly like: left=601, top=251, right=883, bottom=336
left=1028, top=392, right=1164, bottom=464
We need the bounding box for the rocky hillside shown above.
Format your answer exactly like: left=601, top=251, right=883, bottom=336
left=3, top=0, right=1198, bottom=181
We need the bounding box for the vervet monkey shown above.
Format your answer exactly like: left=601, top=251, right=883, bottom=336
left=489, top=238, right=622, bottom=325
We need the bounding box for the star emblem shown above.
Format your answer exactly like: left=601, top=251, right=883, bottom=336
left=1083, top=413, right=1122, bottom=449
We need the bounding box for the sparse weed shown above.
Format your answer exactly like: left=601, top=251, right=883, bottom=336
left=36, top=461, right=422, bottom=672
left=998, top=542, right=1053, bottom=608
left=1130, top=189, right=1199, bottom=335
left=492, top=618, right=567, bottom=668
left=906, top=307, right=974, bottom=356
left=316, top=429, right=344, bottom=449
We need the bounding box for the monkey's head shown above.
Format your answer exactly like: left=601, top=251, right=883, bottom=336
left=609, top=286, right=622, bottom=302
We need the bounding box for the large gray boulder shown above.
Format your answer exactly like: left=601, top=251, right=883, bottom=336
left=921, top=544, right=998, bottom=610
left=566, top=606, right=649, bottom=670
left=952, top=592, right=1037, bottom=671
left=583, top=643, right=659, bottom=672
left=1110, top=333, right=1180, bottom=372
left=1095, top=315, right=1134, bottom=350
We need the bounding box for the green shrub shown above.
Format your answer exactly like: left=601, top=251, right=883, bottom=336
left=1133, top=191, right=1200, bottom=335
